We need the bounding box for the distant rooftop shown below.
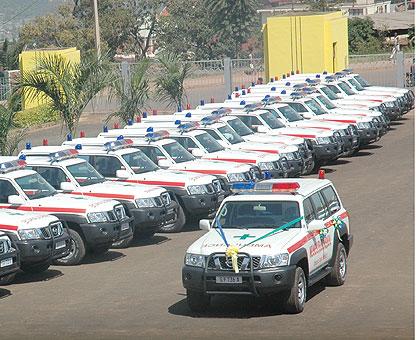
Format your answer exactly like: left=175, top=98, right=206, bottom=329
left=368, top=10, right=415, bottom=30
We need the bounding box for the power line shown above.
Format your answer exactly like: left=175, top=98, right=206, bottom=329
left=0, top=0, right=43, bottom=29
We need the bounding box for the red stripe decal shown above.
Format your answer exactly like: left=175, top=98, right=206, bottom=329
left=206, top=157, right=256, bottom=164
left=71, top=192, right=135, bottom=200
left=182, top=169, right=227, bottom=175
left=323, top=119, right=356, bottom=124
left=303, top=126, right=332, bottom=130
left=249, top=149, right=279, bottom=154
left=0, top=205, right=86, bottom=214
left=0, top=224, right=18, bottom=231
left=282, top=133, right=316, bottom=138
left=123, top=179, right=185, bottom=187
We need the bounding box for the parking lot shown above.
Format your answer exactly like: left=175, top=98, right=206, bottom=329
left=0, top=108, right=414, bottom=339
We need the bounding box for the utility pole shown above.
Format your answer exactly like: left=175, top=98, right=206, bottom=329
left=92, top=0, right=101, bottom=58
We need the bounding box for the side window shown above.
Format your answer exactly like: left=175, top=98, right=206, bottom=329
left=171, top=137, right=198, bottom=151
left=203, top=129, right=221, bottom=141
left=288, top=102, right=308, bottom=113
left=310, top=192, right=328, bottom=220
left=92, top=156, right=124, bottom=178
left=0, top=180, right=19, bottom=203
left=249, top=116, right=262, bottom=126
left=78, top=155, right=91, bottom=162
left=303, top=198, right=316, bottom=224
left=138, top=146, right=165, bottom=164
left=33, top=166, right=69, bottom=190
left=321, top=185, right=341, bottom=215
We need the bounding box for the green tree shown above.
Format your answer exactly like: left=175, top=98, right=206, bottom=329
left=155, top=52, right=192, bottom=109
left=0, top=39, right=20, bottom=70
left=205, top=0, right=259, bottom=58
left=18, top=54, right=113, bottom=135
left=348, top=17, right=384, bottom=54
left=0, top=95, right=25, bottom=156
left=108, top=59, right=151, bottom=123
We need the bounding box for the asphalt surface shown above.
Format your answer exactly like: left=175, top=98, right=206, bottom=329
left=2, top=110, right=414, bottom=339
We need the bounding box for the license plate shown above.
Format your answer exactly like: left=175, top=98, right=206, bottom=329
left=121, top=222, right=130, bottom=231
left=216, top=276, right=242, bottom=284
left=55, top=240, right=66, bottom=250
left=0, top=258, right=13, bottom=268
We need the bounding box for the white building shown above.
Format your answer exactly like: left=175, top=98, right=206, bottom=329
left=341, top=0, right=392, bottom=16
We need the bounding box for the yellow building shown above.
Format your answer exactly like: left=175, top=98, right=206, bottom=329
left=19, top=47, right=80, bottom=110
left=263, top=12, right=348, bottom=80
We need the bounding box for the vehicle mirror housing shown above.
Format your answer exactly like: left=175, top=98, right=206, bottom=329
left=307, top=219, right=325, bottom=232
left=199, top=219, right=211, bottom=231
left=116, top=169, right=130, bottom=179
left=8, top=195, right=25, bottom=205
left=60, top=182, right=76, bottom=192
left=191, top=148, right=205, bottom=157
left=157, top=158, right=172, bottom=169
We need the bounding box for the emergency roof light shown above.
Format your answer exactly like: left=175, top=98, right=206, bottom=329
left=342, top=68, right=353, bottom=74
left=243, top=103, right=263, bottom=112
left=300, top=87, right=317, bottom=94
left=290, top=92, right=303, bottom=100
left=210, top=108, right=231, bottom=116
left=261, top=96, right=282, bottom=105
left=255, top=181, right=300, bottom=193
left=231, top=181, right=255, bottom=192
left=306, top=79, right=321, bottom=86
left=324, top=75, right=337, bottom=83
left=0, top=159, right=27, bottom=174
left=103, top=138, right=134, bottom=152
left=25, top=142, right=32, bottom=150
left=201, top=115, right=221, bottom=126
left=293, top=83, right=307, bottom=89
left=334, top=72, right=346, bottom=78
left=178, top=121, right=200, bottom=133
left=144, top=130, right=170, bottom=142
left=49, top=149, right=79, bottom=163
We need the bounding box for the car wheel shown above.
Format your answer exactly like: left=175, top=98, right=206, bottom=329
left=158, top=205, right=186, bottom=233
left=54, top=229, right=85, bottom=266
left=283, top=266, right=306, bottom=314
left=326, top=242, right=347, bottom=286
left=187, top=290, right=211, bottom=313
left=21, top=261, right=51, bottom=274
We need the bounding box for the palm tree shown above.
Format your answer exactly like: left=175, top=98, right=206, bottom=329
left=0, top=95, right=25, bottom=155
left=155, top=52, right=192, bottom=110
left=108, top=59, right=151, bottom=123
left=18, top=53, right=113, bottom=135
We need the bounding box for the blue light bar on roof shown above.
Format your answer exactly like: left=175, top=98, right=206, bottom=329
left=243, top=103, right=262, bottom=111
left=145, top=130, right=170, bottom=141
left=290, top=92, right=303, bottom=99
left=104, top=139, right=134, bottom=151
left=306, top=79, right=320, bottom=85
left=231, top=181, right=255, bottom=192
left=201, top=115, right=220, bottom=126
left=210, top=108, right=231, bottom=116
left=342, top=68, right=353, bottom=74
left=0, top=159, right=26, bottom=174
left=178, top=122, right=199, bottom=132
left=240, top=100, right=246, bottom=105
left=293, top=83, right=306, bottom=89
left=262, top=96, right=281, bottom=104
left=49, top=149, right=79, bottom=163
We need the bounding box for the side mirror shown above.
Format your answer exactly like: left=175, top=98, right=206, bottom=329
left=60, top=182, right=76, bottom=192
left=250, top=125, right=259, bottom=132
left=191, top=148, right=205, bottom=157
left=8, top=195, right=25, bottom=205
left=116, top=169, right=130, bottom=179
left=257, top=126, right=269, bottom=133
left=199, top=219, right=211, bottom=231
left=307, top=219, right=325, bottom=232
left=157, top=158, right=172, bottom=169
left=301, top=113, right=313, bottom=120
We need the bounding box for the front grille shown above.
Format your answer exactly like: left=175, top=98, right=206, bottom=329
left=114, top=205, right=126, bottom=220
left=250, top=166, right=264, bottom=180
left=212, top=179, right=222, bottom=193
left=107, top=211, right=117, bottom=222
left=161, top=192, right=171, bottom=206
left=154, top=197, right=163, bottom=207
left=333, top=132, right=342, bottom=142
left=0, top=241, right=4, bottom=254
left=50, top=222, right=64, bottom=237
left=207, top=254, right=261, bottom=271
left=205, top=184, right=215, bottom=194
left=293, top=151, right=300, bottom=159
left=273, top=161, right=281, bottom=170
left=40, top=227, right=52, bottom=239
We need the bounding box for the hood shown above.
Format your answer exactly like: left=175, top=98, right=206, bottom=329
left=28, top=193, right=119, bottom=214
left=202, top=149, right=279, bottom=164
left=296, top=120, right=349, bottom=130
left=331, top=107, right=380, bottom=116
left=187, top=228, right=302, bottom=256
left=317, top=114, right=372, bottom=124
left=233, top=141, right=293, bottom=155
left=74, top=181, right=166, bottom=200
left=122, top=168, right=216, bottom=188
left=0, top=209, right=58, bottom=230
left=169, top=159, right=252, bottom=175
left=271, top=127, right=333, bottom=138
left=255, top=133, right=305, bottom=145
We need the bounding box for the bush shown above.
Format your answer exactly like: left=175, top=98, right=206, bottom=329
left=14, top=105, right=59, bottom=128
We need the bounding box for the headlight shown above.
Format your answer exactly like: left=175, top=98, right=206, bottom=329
left=185, top=253, right=205, bottom=267
left=87, top=212, right=109, bottom=223
left=261, top=253, right=289, bottom=268
left=187, top=184, right=207, bottom=195
left=315, top=137, right=331, bottom=144
left=258, top=162, right=275, bottom=170
left=227, top=172, right=246, bottom=182
left=357, top=122, right=370, bottom=129
left=18, top=228, right=43, bottom=240
left=135, top=197, right=156, bottom=208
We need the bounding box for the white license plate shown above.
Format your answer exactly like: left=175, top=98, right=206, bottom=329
left=55, top=240, right=66, bottom=250
left=0, top=258, right=13, bottom=268
left=121, top=222, right=130, bottom=231
left=216, top=276, right=242, bottom=284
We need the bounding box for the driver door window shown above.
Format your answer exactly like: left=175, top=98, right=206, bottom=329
left=0, top=180, right=18, bottom=203
left=92, top=156, right=123, bottom=178
left=31, top=166, right=69, bottom=190
left=138, top=146, right=166, bottom=165
left=309, top=192, right=328, bottom=220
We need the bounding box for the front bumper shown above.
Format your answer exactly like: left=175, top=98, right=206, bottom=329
left=180, top=191, right=227, bottom=217
left=15, top=232, right=71, bottom=265
left=182, top=264, right=297, bottom=296
left=312, top=142, right=341, bottom=161
left=358, top=127, right=380, bottom=145
left=0, top=247, right=20, bottom=278
left=285, top=159, right=303, bottom=177
left=79, top=220, right=122, bottom=248
left=116, top=217, right=134, bottom=242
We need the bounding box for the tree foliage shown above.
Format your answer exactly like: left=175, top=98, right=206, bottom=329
left=0, top=95, right=25, bottom=156
left=348, top=17, right=384, bottom=54
left=18, top=54, right=113, bottom=135
left=0, top=39, right=20, bottom=70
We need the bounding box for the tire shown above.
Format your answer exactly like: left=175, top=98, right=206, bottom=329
left=21, top=261, right=51, bottom=274
left=0, top=273, right=16, bottom=285
left=158, top=205, right=186, bottom=233
left=326, top=243, right=347, bottom=286
left=54, top=229, right=86, bottom=266
left=187, top=289, right=211, bottom=313
left=282, top=266, right=307, bottom=314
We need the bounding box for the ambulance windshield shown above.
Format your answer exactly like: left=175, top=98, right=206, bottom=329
left=215, top=201, right=301, bottom=229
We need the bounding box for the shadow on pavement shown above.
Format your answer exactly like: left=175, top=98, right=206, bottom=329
left=168, top=283, right=325, bottom=318
left=83, top=250, right=126, bottom=265
left=130, top=235, right=170, bottom=248
left=353, top=151, right=372, bottom=157
left=362, top=144, right=383, bottom=150
left=390, top=121, right=405, bottom=126
left=0, top=288, right=12, bottom=299
left=329, top=159, right=351, bottom=166
left=12, top=269, right=64, bottom=284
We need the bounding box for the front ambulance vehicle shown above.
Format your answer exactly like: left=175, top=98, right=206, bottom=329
left=182, top=193, right=303, bottom=307
left=0, top=231, right=20, bottom=284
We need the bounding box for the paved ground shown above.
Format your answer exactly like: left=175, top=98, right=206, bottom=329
left=2, top=110, right=414, bottom=339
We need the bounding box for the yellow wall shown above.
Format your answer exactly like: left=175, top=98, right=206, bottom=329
left=263, top=12, right=348, bottom=80
left=19, top=47, right=81, bottom=110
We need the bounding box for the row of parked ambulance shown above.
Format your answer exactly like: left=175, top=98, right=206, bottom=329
left=0, top=69, right=413, bottom=284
